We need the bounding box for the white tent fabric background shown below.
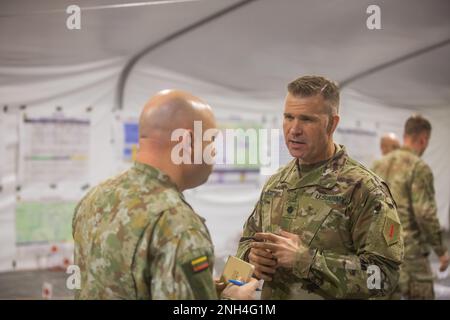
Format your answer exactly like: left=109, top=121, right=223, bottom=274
left=0, top=0, right=449, bottom=272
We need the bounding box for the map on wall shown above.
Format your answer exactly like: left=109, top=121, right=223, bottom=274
left=213, top=120, right=264, bottom=171
left=15, top=201, right=76, bottom=244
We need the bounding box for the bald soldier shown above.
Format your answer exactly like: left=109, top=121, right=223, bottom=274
left=372, top=133, right=400, bottom=173
left=372, top=115, right=449, bottom=299
left=236, top=76, right=404, bottom=299
left=380, top=133, right=400, bottom=156
left=73, top=90, right=259, bottom=299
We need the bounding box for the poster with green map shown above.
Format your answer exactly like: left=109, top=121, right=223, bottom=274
left=16, top=201, right=76, bottom=244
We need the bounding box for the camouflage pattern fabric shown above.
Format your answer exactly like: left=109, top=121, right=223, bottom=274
left=390, top=257, right=435, bottom=300
left=73, top=162, right=217, bottom=299
left=372, top=146, right=447, bottom=299
left=237, top=144, right=404, bottom=299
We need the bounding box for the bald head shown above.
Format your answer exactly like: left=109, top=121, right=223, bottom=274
left=138, top=89, right=214, bottom=148
left=380, top=132, right=400, bottom=156
left=136, top=89, right=217, bottom=191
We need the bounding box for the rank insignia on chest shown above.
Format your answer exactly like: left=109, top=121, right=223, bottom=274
left=191, top=256, right=209, bottom=273
left=383, top=216, right=400, bottom=246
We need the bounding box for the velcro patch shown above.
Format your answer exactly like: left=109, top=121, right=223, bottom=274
left=383, top=216, right=400, bottom=246
left=191, top=255, right=209, bottom=273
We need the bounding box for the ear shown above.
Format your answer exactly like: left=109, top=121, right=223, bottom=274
left=328, top=114, right=340, bottom=135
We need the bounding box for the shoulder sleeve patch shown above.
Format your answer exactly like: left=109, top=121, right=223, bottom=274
left=190, top=255, right=210, bottom=273
left=383, top=216, right=400, bottom=246
left=180, top=252, right=216, bottom=299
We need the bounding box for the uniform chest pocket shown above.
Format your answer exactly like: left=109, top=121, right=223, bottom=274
left=261, top=189, right=284, bottom=233
left=287, top=196, right=333, bottom=246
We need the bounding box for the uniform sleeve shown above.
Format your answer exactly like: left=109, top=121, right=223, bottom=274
left=149, top=214, right=217, bottom=300
left=292, top=183, right=404, bottom=299
left=72, top=187, right=97, bottom=239
left=236, top=195, right=263, bottom=262
left=411, top=163, right=447, bottom=257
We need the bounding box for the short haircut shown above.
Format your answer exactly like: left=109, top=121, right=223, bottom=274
left=404, top=114, right=432, bottom=136
left=287, top=75, right=340, bottom=115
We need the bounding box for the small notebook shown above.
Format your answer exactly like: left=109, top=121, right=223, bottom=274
left=221, top=255, right=255, bottom=283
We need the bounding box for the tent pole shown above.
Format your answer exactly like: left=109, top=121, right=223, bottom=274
left=114, top=0, right=259, bottom=111
left=340, top=38, right=450, bottom=88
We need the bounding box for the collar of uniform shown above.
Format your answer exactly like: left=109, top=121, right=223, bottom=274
left=132, top=162, right=180, bottom=192
left=280, top=144, right=346, bottom=190
left=400, top=146, right=420, bottom=157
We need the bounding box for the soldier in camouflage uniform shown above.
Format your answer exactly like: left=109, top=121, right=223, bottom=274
left=236, top=76, right=404, bottom=299
left=73, top=90, right=259, bottom=299
left=380, top=133, right=400, bottom=157
left=372, top=115, right=449, bottom=299
left=372, top=133, right=400, bottom=172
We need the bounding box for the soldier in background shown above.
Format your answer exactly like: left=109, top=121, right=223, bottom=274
left=380, top=133, right=400, bottom=156
left=236, top=75, right=404, bottom=299
left=372, top=114, right=449, bottom=299
left=372, top=133, right=400, bottom=172
left=73, top=90, right=259, bottom=299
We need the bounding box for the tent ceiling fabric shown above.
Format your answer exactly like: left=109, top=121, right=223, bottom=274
left=0, top=0, right=242, bottom=68
left=0, top=0, right=449, bottom=109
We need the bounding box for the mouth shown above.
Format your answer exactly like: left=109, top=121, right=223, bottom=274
left=289, top=139, right=306, bottom=146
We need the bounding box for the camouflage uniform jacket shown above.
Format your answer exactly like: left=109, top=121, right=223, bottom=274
left=73, top=162, right=217, bottom=299
left=371, top=147, right=447, bottom=259
left=237, top=144, right=404, bottom=299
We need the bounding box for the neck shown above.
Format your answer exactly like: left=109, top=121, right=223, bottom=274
left=299, top=142, right=336, bottom=165
left=403, top=140, right=421, bottom=156
left=136, top=150, right=185, bottom=191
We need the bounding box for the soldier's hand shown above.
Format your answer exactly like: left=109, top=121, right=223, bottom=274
left=252, top=231, right=303, bottom=269
left=221, top=278, right=261, bottom=300
left=214, top=278, right=227, bottom=297
left=248, top=247, right=277, bottom=281
left=439, top=251, right=449, bottom=272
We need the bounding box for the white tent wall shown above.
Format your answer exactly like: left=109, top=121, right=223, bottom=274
left=422, top=106, right=450, bottom=230
left=123, top=63, right=279, bottom=115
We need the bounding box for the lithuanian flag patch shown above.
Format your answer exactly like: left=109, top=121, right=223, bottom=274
left=191, top=255, right=209, bottom=273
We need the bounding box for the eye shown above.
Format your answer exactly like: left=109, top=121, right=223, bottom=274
left=300, top=116, right=315, bottom=122
left=284, top=114, right=294, bottom=121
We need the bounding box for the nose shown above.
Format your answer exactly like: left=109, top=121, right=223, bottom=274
left=289, top=118, right=303, bottom=135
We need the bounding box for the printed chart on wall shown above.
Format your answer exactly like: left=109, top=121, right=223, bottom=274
left=18, top=113, right=91, bottom=185
left=334, top=127, right=378, bottom=167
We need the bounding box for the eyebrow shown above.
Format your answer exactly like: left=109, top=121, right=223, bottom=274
left=284, top=113, right=319, bottom=120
